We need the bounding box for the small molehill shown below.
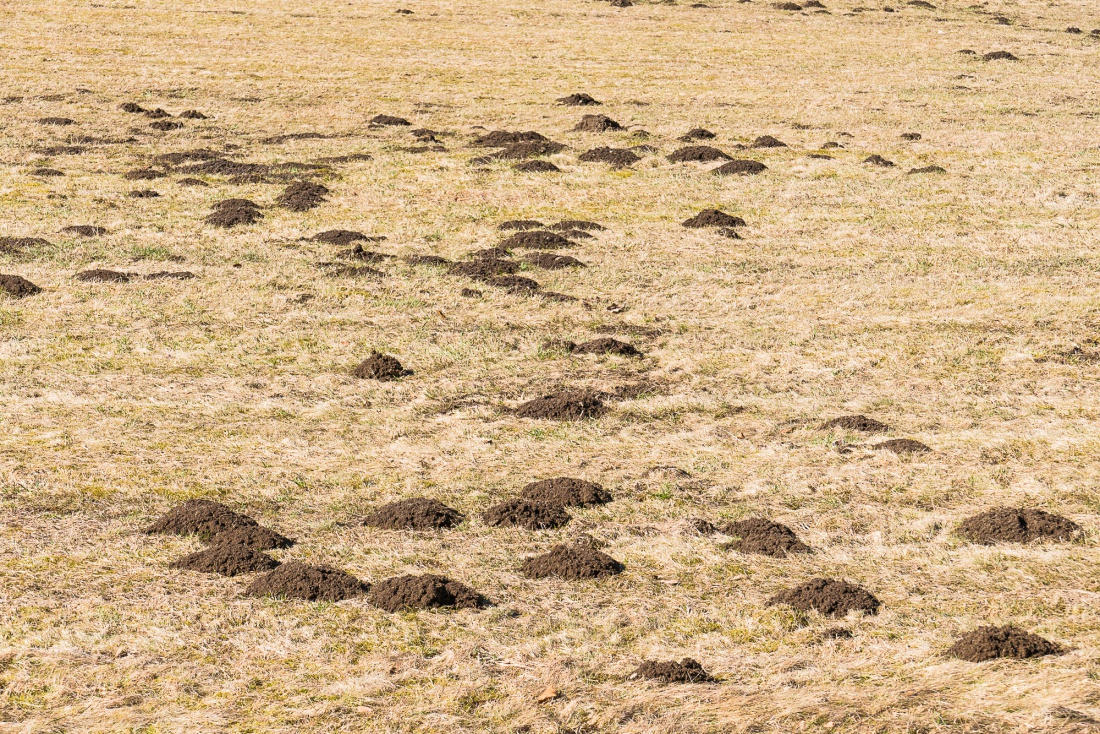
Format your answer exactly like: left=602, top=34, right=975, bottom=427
left=144, top=271, right=194, bottom=280
left=667, top=146, right=732, bottom=163
left=521, top=543, right=624, bottom=580
left=277, top=181, right=330, bottom=212
left=520, top=477, right=612, bottom=507
left=120, top=102, right=146, bottom=113
left=0, top=275, right=41, bottom=298
left=527, top=252, right=585, bottom=270
left=311, top=229, right=373, bottom=245
left=494, top=140, right=566, bottom=159
left=31, top=168, right=63, bottom=177
left=146, top=499, right=258, bottom=539
left=246, top=562, right=369, bottom=601
left=572, top=114, right=622, bottom=132
left=483, top=498, right=571, bottom=530
left=170, top=545, right=280, bottom=576
left=352, top=352, right=410, bottom=380
left=634, top=658, right=712, bottom=683
left=150, top=120, right=183, bottom=131
left=177, top=178, right=208, bottom=187
left=713, top=159, right=767, bottom=175
left=752, top=135, right=787, bottom=148
left=551, top=220, right=605, bottom=232
left=123, top=168, right=164, bottom=181
left=449, top=258, right=519, bottom=279
left=76, top=269, right=130, bottom=283
left=486, top=275, right=541, bottom=293
left=572, top=337, right=640, bottom=356
left=129, top=189, right=160, bottom=198
left=180, top=110, right=208, bottom=119
left=516, top=390, right=605, bottom=420
left=558, top=93, right=601, bottom=106
left=37, top=117, right=75, bottom=126
left=499, top=220, right=544, bottom=231
left=864, top=155, right=895, bottom=167
left=370, top=114, right=411, bottom=126
left=364, top=498, right=465, bottom=530
left=957, top=507, right=1080, bottom=544
left=406, top=254, right=450, bottom=266
left=578, top=147, right=640, bottom=167
left=682, top=209, right=746, bottom=228
left=873, top=438, right=930, bottom=454
left=472, top=131, right=549, bottom=147
left=721, top=518, right=812, bottom=557
left=62, top=225, right=107, bottom=237
left=368, top=574, right=484, bottom=612
left=901, top=132, right=922, bottom=140
left=514, top=160, right=561, bottom=172
left=822, top=415, right=890, bottom=432
left=768, top=578, right=880, bottom=617
left=205, top=208, right=262, bottom=228
left=500, top=230, right=575, bottom=249
left=679, top=128, right=716, bottom=141
left=983, top=51, right=1019, bottom=61
left=948, top=626, right=1061, bottom=662
left=209, top=525, right=295, bottom=550
left=908, top=165, right=946, bottom=174
left=0, top=237, right=50, bottom=253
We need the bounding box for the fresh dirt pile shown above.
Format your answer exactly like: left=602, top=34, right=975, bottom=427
left=807, top=154, right=833, bottom=160
left=129, top=190, right=160, bottom=198
left=822, top=415, right=890, bottom=432
left=123, top=168, right=165, bottom=180
left=277, top=181, right=330, bottom=212
left=500, top=230, right=575, bottom=249
left=752, top=135, right=787, bottom=148
left=208, top=525, right=295, bottom=550
left=177, top=178, right=208, bottom=187
left=520, top=478, right=612, bottom=507
left=0, top=237, right=50, bottom=253
left=514, top=160, right=561, bottom=172
left=120, top=102, right=145, bottom=113
left=144, top=108, right=171, bottom=119
left=406, top=254, right=450, bottom=266
left=0, top=275, right=41, bottom=298
left=571, top=338, right=640, bottom=356
left=485, top=275, right=541, bottom=293
left=150, top=121, right=183, bottom=131
left=499, top=220, right=544, bottom=230
left=370, top=114, right=411, bottom=126
left=713, top=159, right=767, bottom=175
left=521, top=543, right=624, bottom=580
left=472, top=131, right=548, bottom=147
left=493, top=141, right=565, bottom=159
left=983, top=51, right=1019, bottom=61
left=179, top=110, right=207, bottom=119
left=205, top=200, right=262, bottom=228
left=873, top=438, right=930, bottom=454
left=146, top=499, right=259, bottom=539
left=948, top=626, right=1061, bottom=662
left=578, top=147, right=640, bottom=167
left=144, top=271, right=194, bottom=280
left=367, top=574, right=484, bottom=611
left=526, top=252, right=585, bottom=269
left=550, top=220, right=605, bottom=232
left=364, top=498, right=465, bottom=530
left=176, top=159, right=271, bottom=177
left=352, top=352, right=410, bottom=380
left=449, top=259, right=519, bottom=279
left=169, top=544, right=280, bottom=576
left=681, top=210, right=746, bottom=228
left=470, top=247, right=512, bottom=259
left=37, top=117, right=74, bottom=126
left=62, top=225, right=107, bottom=237
left=154, top=149, right=222, bottom=165
left=482, top=498, right=571, bottom=529
left=720, top=518, right=812, bottom=557
left=515, top=391, right=606, bottom=420
left=572, top=114, right=623, bottom=132
left=76, top=269, right=130, bottom=283
left=557, top=93, right=601, bottom=106
left=956, top=507, right=1080, bottom=544
left=679, top=128, right=716, bottom=141
left=774, top=1, right=803, bottom=8
left=31, top=168, right=64, bottom=177
left=634, top=658, right=712, bottom=683
left=901, top=132, right=922, bottom=140
left=768, top=578, right=880, bottom=617
left=864, top=155, right=895, bottom=167
left=311, top=229, right=374, bottom=245
left=667, top=146, right=732, bottom=163
left=908, top=165, right=946, bottom=174
left=246, top=562, right=369, bottom=601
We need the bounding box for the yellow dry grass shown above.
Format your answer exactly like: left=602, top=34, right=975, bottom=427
left=2, top=0, right=1100, bottom=730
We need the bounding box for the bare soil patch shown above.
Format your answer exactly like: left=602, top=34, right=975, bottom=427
left=572, top=337, right=640, bottom=356
left=667, top=145, right=732, bottom=163
left=370, top=114, right=411, bottom=126
left=752, top=135, right=787, bottom=148
left=311, top=229, right=372, bottom=245
left=572, top=114, right=623, bottom=132
left=768, top=578, right=880, bottom=617
left=37, top=117, right=74, bottom=126
left=520, top=478, right=612, bottom=507
left=682, top=209, right=746, bottom=228
left=352, top=352, right=410, bottom=380
left=493, top=141, right=566, bottom=159
left=0, top=275, right=42, bottom=298
left=948, top=626, right=1061, bottom=662
left=864, top=155, right=895, bottom=167
left=169, top=544, right=280, bottom=576
left=123, top=168, right=165, bottom=180
left=144, top=271, right=194, bottom=280
left=482, top=498, right=571, bottom=529
left=76, top=269, right=131, bottom=283
left=822, top=415, right=890, bottom=432
left=713, top=159, right=767, bottom=175
left=146, top=499, right=259, bottom=539
left=956, top=507, right=1080, bottom=544
left=578, top=147, right=640, bottom=167
left=521, top=543, right=624, bottom=580
left=720, top=518, right=812, bottom=557
left=634, top=658, right=712, bottom=683
left=205, top=200, right=263, bottom=228
left=364, top=498, right=465, bottom=530
left=514, top=160, right=561, bottom=172
left=983, top=51, right=1019, bottom=61
left=368, top=574, right=484, bottom=611
left=209, top=525, right=295, bottom=550
left=557, top=93, right=601, bottom=106
left=499, top=220, right=544, bottom=230
left=551, top=220, right=605, bottom=231
left=515, top=390, right=605, bottom=420
left=679, top=128, right=716, bottom=141
left=449, top=258, right=519, bottom=279
left=500, top=230, right=575, bottom=249
left=246, top=562, right=369, bottom=601
left=0, top=237, right=50, bottom=253
left=873, top=438, right=930, bottom=454
left=472, top=131, right=549, bottom=148
left=129, top=189, right=160, bottom=198
left=31, top=168, right=64, bottom=177
left=277, top=181, right=330, bottom=212
left=526, top=252, right=585, bottom=269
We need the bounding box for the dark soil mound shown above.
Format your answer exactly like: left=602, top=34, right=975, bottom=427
left=449, top=258, right=519, bottom=279
left=483, top=498, right=571, bottom=529
left=572, top=114, right=623, bottom=132
left=526, top=252, right=585, bottom=269
left=957, top=507, right=1080, bottom=544
left=983, top=50, right=1019, bottom=61
left=499, top=220, right=544, bottom=230
left=76, top=269, right=130, bottom=283
left=768, top=578, right=880, bottom=617
left=177, top=177, right=208, bottom=187
left=948, top=626, right=1061, bottom=662
left=120, top=102, right=146, bottom=113
left=558, top=93, right=601, bottom=106
left=520, top=477, right=611, bottom=507
left=470, top=247, right=511, bottom=259
left=822, top=415, right=890, bottom=432
left=144, top=108, right=171, bottom=119
left=635, top=658, right=712, bottom=683
left=873, top=438, right=931, bottom=454
left=40, top=145, right=85, bottom=155
left=909, top=0, right=935, bottom=6
left=774, top=1, right=802, bottom=8
left=150, top=121, right=184, bottom=131
left=551, top=220, right=605, bottom=232
left=500, top=230, right=575, bottom=249
left=364, top=498, right=465, bottom=530
left=62, top=225, right=107, bottom=237
left=405, top=254, right=450, bottom=266
left=752, top=135, right=787, bottom=148
left=578, top=147, right=640, bottom=167
left=209, top=525, right=295, bottom=550
left=170, top=544, right=280, bottom=576
left=864, top=155, right=895, bottom=167
left=212, top=198, right=260, bottom=211
left=155, top=149, right=222, bottom=165
left=31, top=168, right=64, bottom=177
left=0, top=237, right=50, bottom=253
left=572, top=337, right=640, bottom=356
left=352, top=352, right=410, bottom=380
left=908, top=165, right=946, bottom=174
left=37, top=117, right=74, bottom=126
left=123, top=168, right=165, bottom=180
left=713, top=159, right=767, bottom=175
left=494, top=141, right=566, bottom=159
left=901, top=132, right=922, bottom=140
left=485, top=275, right=541, bottom=293
left=521, top=543, right=624, bottom=580
left=368, top=574, right=484, bottom=611
left=320, top=263, right=384, bottom=278
left=246, top=562, right=369, bottom=601
left=679, top=128, right=716, bottom=141
left=807, top=154, right=833, bottom=160
left=311, top=229, right=370, bottom=245
left=516, top=391, right=605, bottom=420
left=472, top=131, right=549, bottom=148
left=277, top=181, right=330, bottom=212
left=176, top=159, right=269, bottom=177
left=553, top=229, right=591, bottom=240
left=179, top=110, right=208, bottom=119
left=205, top=207, right=262, bottom=228
left=370, top=114, right=411, bottom=126
left=0, top=275, right=41, bottom=298
left=720, top=518, right=812, bottom=557
left=146, top=499, right=257, bottom=539
left=682, top=209, right=746, bottom=228
left=144, top=271, right=195, bottom=280
left=514, top=160, right=561, bottom=172
left=667, top=146, right=732, bottom=163
left=129, top=189, right=160, bottom=198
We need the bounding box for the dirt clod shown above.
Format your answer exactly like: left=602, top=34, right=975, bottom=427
left=520, top=478, right=612, bottom=507
left=146, top=499, right=258, bottom=539
left=123, top=168, right=165, bottom=180
left=120, top=102, right=146, bottom=113
left=551, top=220, right=605, bottom=232
left=76, top=269, right=130, bottom=283
left=864, top=155, right=895, bottom=167
left=364, top=498, right=465, bottom=530
left=170, top=545, right=280, bottom=576
left=526, top=252, right=585, bottom=269
left=679, top=128, right=716, bottom=141
left=572, top=115, right=623, bottom=132
left=449, top=258, right=519, bottom=279
left=500, top=230, right=575, bottom=249
left=370, top=114, right=411, bottom=126
left=514, top=160, right=561, bottom=172
left=774, top=1, right=802, bottom=8
left=352, top=352, right=410, bottom=380
left=558, top=93, right=601, bottom=106
left=712, top=159, right=767, bottom=175
left=948, top=626, right=1061, bottom=662
left=368, top=574, right=484, bottom=611
left=578, top=147, right=640, bottom=167
left=768, top=578, right=880, bottom=617
left=667, top=146, right=732, bottom=163
left=516, top=391, right=605, bottom=420
left=822, top=415, right=890, bottom=432
left=0, top=237, right=50, bottom=253
left=956, top=507, right=1080, bottom=544
left=873, top=438, right=930, bottom=454
left=473, top=131, right=549, bottom=148
left=634, top=658, right=712, bottom=683
left=901, top=132, right=922, bottom=140
left=246, top=562, right=369, bottom=601
left=521, top=543, right=624, bottom=580
left=277, top=181, right=330, bottom=212
left=752, top=135, right=787, bottom=148
left=572, top=337, right=640, bottom=356
left=205, top=202, right=262, bottom=227
left=499, top=220, right=544, bottom=231
left=0, top=275, right=42, bottom=298
left=62, top=225, right=107, bottom=237
left=483, top=499, right=572, bottom=529
left=720, top=518, right=812, bottom=557
left=179, top=110, right=208, bottom=119
left=983, top=50, right=1019, bottom=61
left=311, top=229, right=372, bottom=245
left=150, top=121, right=183, bottom=131
left=682, top=209, right=746, bottom=228
left=209, top=525, right=295, bottom=550
left=908, top=165, right=946, bottom=174
left=494, top=141, right=566, bottom=159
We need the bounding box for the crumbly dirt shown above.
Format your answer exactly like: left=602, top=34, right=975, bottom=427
left=61, top=225, right=107, bottom=237
left=276, top=181, right=330, bottom=212
left=515, top=390, right=606, bottom=420
left=499, top=230, right=575, bottom=249
left=526, top=252, right=585, bottom=269
left=956, top=507, right=1081, bottom=544
left=75, top=269, right=131, bottom=283
left=145, top=499, right=259, bottom=539
left=169, top=544, right=280, bottom=576
left=370, top=114, right=411, bottom=126
left=681, top=209, right=746, bottom=228
left=571, top=337, right=640, bottom=356
left=472, top=130, right=549, bottom=147
left=352, top=352, right=410, bottom=380
left=864, top=154, right=895, bottom=167
left=720, top=518, right=812, bottom=557
left=751, top=135, right=787, bottom=147
left=364, top=498, right=465, bottom=530
left=947, top=626, right=1062, bottom=662
left=0, top=237, right=51, bottom=253
left=482, top=498, right=571, bottom=529
left=634, top=658, right=713, bottom=683
left=821, top=415, right=891, bottom=432
left=908, top=165, right=946, bottom=174
left=492, top=140, right=565, bottom=159
left=484, top=275, right=541, bottom=293
left=520, top=543, right=624, bottom=580
left=311, top=229, right=372, bottom=245
left=577, top=147, right=640, bottom=167
left=571, top=114, right=623, bottom=132
left=679, top=128, right=716, bottom=141
left=129, top=189, right=160, bottom=198
left=983, top=51, right=1019, bottom=61
left=208, top=525, right=295, bottom=550
left=0, top=275, right=42, bottom=298
left=513, top=160, right=561, bottom=172
left=205, top=207, right=263, bottom=228
left=873, top=438, right=931, bottom=454
left=713, top=159, right=768, bottom=175
left=768, top=578, right=880, bottom=617
left=520, top=477, right=612, bottom=507
left=123, top=168, right=165, bottom=180
left=667, top=145, right=732, bottom=163
left=557, top=93, right=601, bottom=106
left=405, top=254, right=450, bottom=266
left=367, top=574, right=484, bottom=612
left=150, top=120, right=184, bottom=131
left=449, top=258, right=519, bottom=279
left=246, top=562, right=369, bottom=601
left=143, top=271, right=194, bottom=280
left=498, top=220, right=544, bottom=230
left=550, top=220, right=605, bottom=232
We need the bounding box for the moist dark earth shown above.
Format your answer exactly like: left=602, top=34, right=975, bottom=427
left=768, top=578, right=880, bottom=617
left=367, top=574, right=484, bottom=611
left=948, top=626, right=1062, bottom=662
left=482, top=498, right=572, bottom=529
left=146, top=499, right=259, bottom=539
left=520, top=543, right=624, bottom=580
left=956, top=507, right=1080, bottom=544
left=634, top=658, right=713, bottom=683
left=353, top=352, right=410, bottom=380
left=246, top=562, right=370, bottom=601
left=515, top=390, right=606, bottom=420
left=169, top=544, right=280, bottom=576
left=720, top=518, right=812, bottom=557
left=519, top=477, right=612, bottom=507
left=364, top=498, right=466, bottom=530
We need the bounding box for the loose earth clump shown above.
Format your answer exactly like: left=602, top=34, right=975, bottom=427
left=129, top=189, right=160, bottom=198
left=364, top=498, right=465, bottom=530
left=720, top=518, right=812, bottom=557
left=752, top=135, right=787, bottom=148
left=526, top=252, right=585, bottom=269
left=572, top=114, right=623, bottom=132
left=0, top=237, right=50, bottom=253
left=679, top=128, right=716, bottom=141
left=667, top=145, right=732, bottom=163
left=277, top=181, right=330, bottom=212
left=713, top=159, right=767, bottom=175
left=76, top=269, right=130, bottom=283
left=449, top=258, right=519, bottom=279
left=521, top=543, right=624, bottom=580
left=514, top=160, right=561, bottom=172
left=909, top=165, right=946, bottom=174
left=873, top=438, right=931, bottom=454
left=146, top=499, right=259, bottom=539
left=205, top=200, right=263, bottom=228
left=169, top=544, right=280, bottom=576
left=864, top=155, right=895, bottom=167
left=520, top=477, right=612, bottom=507
left=144, top=271, right=194, bottom=280
left=370, top=114, right=411, bottom=126
left=482, top=498, right=571, bottom=529
left=768, top=578, right=880, bottom=617
left=123, top=168, right=165, bottom=180
left=682, top=209, right=746, bottom=228
left=948, top=626, right=1062, bottom=662
left=956, top=507, right=1080, bottom=544
left=208, top=525, right=295, bottom=550
left=246, top=562, right=369, bottom=601
left=62, top=225, right=107, bottom=237
left=634, top=658, right=713, bottom=683
left=515, top=390, right=606, bottom=420
left=0, top=275, right=42, bottom=298
left=493, top=140, right=566, bottom=159
left=551, top=220, right=605, bottom=232
left=500, top=230, right=575, bottom=249
left=571, top=337, right=640, bottom=356
left=485, top=275, right=541, bottom=293
left=983, top=51, right=1019, bottom=61
left=472, top=130, right=549, bottom=147
left=499, top=220, right=544, bottom=230
left=352, top=352, right=410, bottom=380
left=367, top=574, right=484, bottom=612
left=578, top=147, right=640, bottom=167
left=557, top=93, right=601, bottom=106
left=311, top=229, right=372, bottom=245
left=822, top=415, right=890, bottom=432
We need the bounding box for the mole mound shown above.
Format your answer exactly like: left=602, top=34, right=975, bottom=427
left=908, top=165, right=946, bottom=174
left=470, top=247, right=512, bottom=259
left=572, top=337, right=640, bottom=356
left=364, top=498, right=465, bottom=530
left=155, top=149, right=222, bottom=165
left=0, top=237, right=50, bottom=253
left=551, top=220, right=605, bottom=232
left=572, top=114, right=623, bottom=132
left=75, top=269, right=130, bottom=283
left=768, top=578, right=880, bottom=617
left=123, top=168, right=164, bottom=180
left=150, top=121, right=184, bottom=131
left=521, top=543, right=624, bottom=580
left=635, top=658, right=712, bottom=683
left=807, top=154, right=833, bottom=160
left=40, top=145, right=85, bottom=155
left=948, top=626, right=1061, bottom=662
left=213, top=198, right=260, bottom=211
left=129, top=189, right=160, bottom=198
left=406, top=254, right=450, bottom=266
left=520, top=477, right=612, bottom=507
left=500, top=230, right=575, bottom=249
left=983, top=50, right=1019, bottom=61
left=901, top=132, right=922, bottom=140
left=495, top=141, right=566, bottom=159
left=485, top=275, right=541, bottom=293
left=277, top=181, right=330, bottom=212
left=822, top=415, right=890, bottom=432
left=557, top=93, right=601, bottom=106
left=0, top=275, right=42, bottom=298
left=352, top=352, right=410, bottom=380
left=514, top=160, right=561, bottom=172
left=321, top=263, right=384, bottom=278
left=752, top=135, right=787, bottom=148
left=176, top=159, right=269, bottom=177
left=483, top=498, right=571, bottom=529
left=516, top=391, right=605, bottom=420
left=472, top=130, right=549, bottom=147
left=909, top=0, right=935, bottom=6
left=120, top=102, right=146, bottom=113
left=368, top=574, right=484, bottom=612
left=146, top=499, right=258, bottom=539
left=863, top=155, right=895, bottom=167
left=370, top=114, right=411, bottom=126
left=679, top=128, right=716, bottom=141
left=177, top=178, right=208, bottom=187
left=681, top=209, right=746, bottom=228
left=957, top=507, right=1080, bottom=544
left=873, top=438, right=930, bottom=454
left=667, top=146, right=732, bottom=163
left=449, top=258, right=519, bottom=279
left=179, top=110, right=208, bottom=119
left=37, top=117, right=75, bottom=126
left=170, top=545, right=280, bottom=576
left=31, top=168, right=63, bottom=177
left=209, top=525, right=295, bottom=550
left=246, top=562, right=369, bottom=601
left=144, top=271, right=194, bottom=280
left=205, top=207, right=262, bottom=228
left=526, top=252, right=585, bottom=269
left=774, top=1, right=802, bottom=8
left=62, top=226, right=107, bottom=237
left=499, top=220, right=544, bottom=231
left=311, top=229, right=371, bottom=245
left=720, top=518, right=812, bottom=557
left=713, top=159, right=767, bottom=175
left=578, top=147, right=640, bottom=167
left=144, top=108, right=171, bottom=119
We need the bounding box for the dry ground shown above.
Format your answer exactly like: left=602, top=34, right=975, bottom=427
left=2, top=0, right=1100, bottom=731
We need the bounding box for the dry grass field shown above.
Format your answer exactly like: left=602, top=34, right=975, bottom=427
left=2, top=0, right=1100, bottom=730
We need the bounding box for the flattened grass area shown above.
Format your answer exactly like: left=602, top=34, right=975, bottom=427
left=1, top=0, right=1099, bottom=731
